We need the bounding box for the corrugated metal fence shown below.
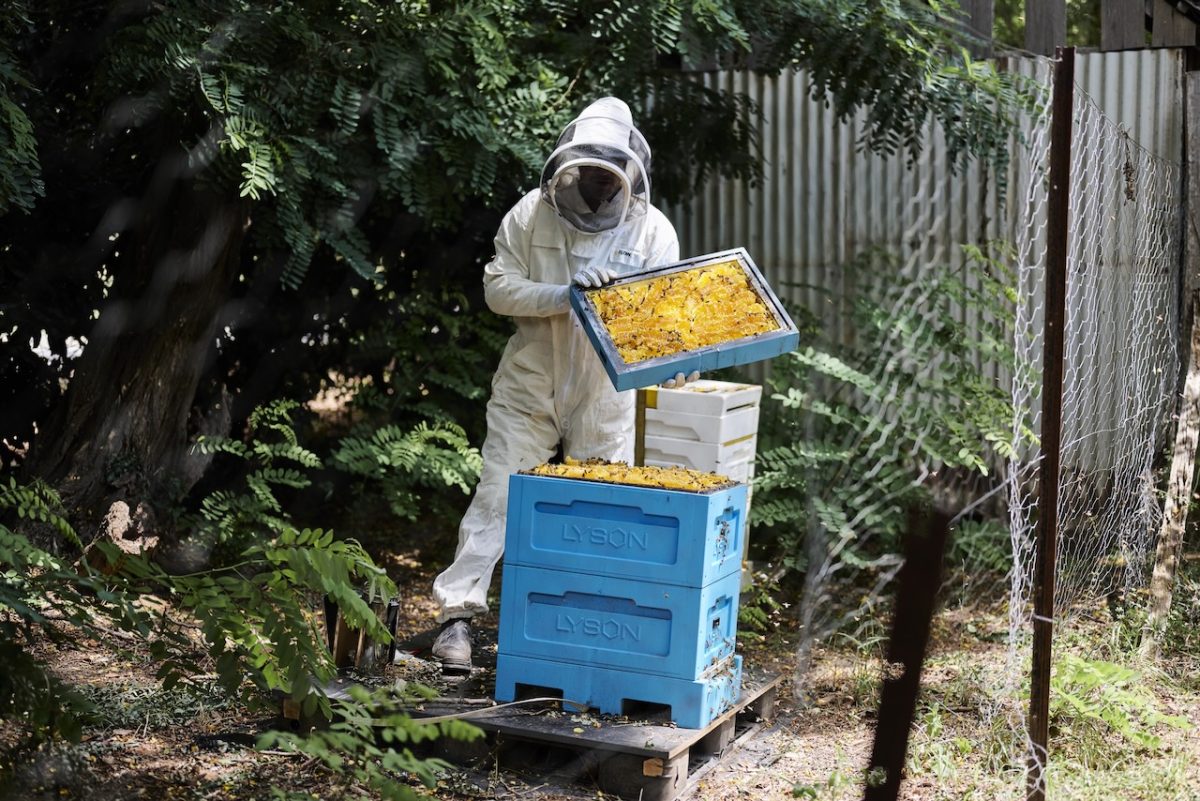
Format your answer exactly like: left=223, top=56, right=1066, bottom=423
left=666, top=49, right=1185, bottom=346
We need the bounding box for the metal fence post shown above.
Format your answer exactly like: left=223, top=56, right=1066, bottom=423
left=1027, top=45, right=1075, bottom=801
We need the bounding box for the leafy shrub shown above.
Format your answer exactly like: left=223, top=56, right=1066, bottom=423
left=2, top=402, right=483, bottom=798
left=948, top=519, right=1012, bottom=576
left=1162, top=547, right=1200, bottom=668
left=344, top=287, right=511, bottom=447
left=193, top=398, right=482, bottom=553
left=0, top=4, right=41, bottom=215
left=737, top=570, right=786, bottom=643
left=1050, top=655, right=1189, bottom=755
left=332, top=422, right=481, bottom=522
left=261, top=683, right=484, bottom=801
left=906, top=704, right=975, bottom=782
left=752, top=246, right=1028, bottom=636
left=119, top=525, right=395, bottom=717
left=0, top=473, right=388, bottom=741
left=191, top=400, right=325, bottom=560
left=0, top=478, right=166, bottom=744
left=171, top=400, right=461, bottom=713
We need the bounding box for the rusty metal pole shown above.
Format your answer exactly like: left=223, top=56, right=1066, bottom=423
left=1027, top=45, right=1074, bottom=801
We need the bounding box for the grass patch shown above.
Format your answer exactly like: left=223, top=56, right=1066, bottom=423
left=1046, top=753, right=1193, bottom=801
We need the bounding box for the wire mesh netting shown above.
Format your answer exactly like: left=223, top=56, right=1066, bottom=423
left=771, top=52, right=1187, bottom=793
left=667, top=48, right=1188, bottom=797
left=1004, top=68, right=1184, bottom=786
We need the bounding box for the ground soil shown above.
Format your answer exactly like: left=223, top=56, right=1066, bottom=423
left=2, top=530, right=1198, bottom=801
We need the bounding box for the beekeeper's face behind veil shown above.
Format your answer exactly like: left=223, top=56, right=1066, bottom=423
left=540, top=97, right=651, bottom=235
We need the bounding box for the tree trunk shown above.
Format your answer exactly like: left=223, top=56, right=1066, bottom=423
left=1142, top=293, right=1200, bottom=658
left=27, top=167, right=245, bottom=545
left=1142, top=72, right=1200, bottom=657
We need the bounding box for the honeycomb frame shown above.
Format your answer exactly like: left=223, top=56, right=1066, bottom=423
left=568, top=248, right=799, bottom=391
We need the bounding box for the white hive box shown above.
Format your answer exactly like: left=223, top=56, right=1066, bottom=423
left=645, top=404, right=760, bottom=444
left=643, top=454, right=754, bottom=482
left=643, top=434, right=757, bottom=472
left=638, top=380, right=762, bottom=476
left=637, top=380, right=763, bottom=592
left=641, top=458, right=754, bottom=545
left=723, top=459, right=755, bottom=486
left=643, top=380, right=763, bottom=416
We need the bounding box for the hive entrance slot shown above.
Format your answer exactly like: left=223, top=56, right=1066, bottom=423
left=514, top=683, right=565, bottom=706
left=620, top=698, right=673, bottom=723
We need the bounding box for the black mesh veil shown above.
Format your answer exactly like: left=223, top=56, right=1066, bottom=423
left=540, top=99, right=651, bottom=234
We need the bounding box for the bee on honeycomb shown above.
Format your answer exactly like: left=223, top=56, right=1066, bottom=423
left=589, top=261, right=779, bottom=364
left=527, top=458, right=735, bottom=492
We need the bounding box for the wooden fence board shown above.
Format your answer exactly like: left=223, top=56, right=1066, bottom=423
left=961, top=0, right=996, bottom=57
left=1026, top=0, right=1067, bottom=56
left=1151, top=0, right=1196, bottom=46
left=1102, top=0, right=1147, bottom=50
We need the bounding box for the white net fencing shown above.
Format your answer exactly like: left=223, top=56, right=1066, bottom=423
left=765, top=50, right=1185, bottom=676
left=668, top=49, right=1186, bottom=795
left=1004, top=62, right=1185, bottom=781
left=771, top=50, right=1185, bottom=791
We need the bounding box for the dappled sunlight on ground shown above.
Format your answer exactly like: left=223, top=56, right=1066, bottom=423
left=4, top=545, right=1198, bottom=801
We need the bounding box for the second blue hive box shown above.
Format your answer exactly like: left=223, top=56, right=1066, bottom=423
left=497, top=563, right=741, bottom=680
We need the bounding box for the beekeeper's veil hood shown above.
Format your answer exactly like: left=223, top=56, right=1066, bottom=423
left=540, top=97, right=651, bottom=235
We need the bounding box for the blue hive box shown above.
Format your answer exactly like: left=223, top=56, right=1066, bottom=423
left=494, top=653, right=742, bottom=730
left=497, top=564, right=741, bottom=681
left=569, top=248, right=799, bottom=392
left=504, top=473, right=747, bottom=587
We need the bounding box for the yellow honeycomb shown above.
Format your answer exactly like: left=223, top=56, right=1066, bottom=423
left=527, top=458, right=734, bottom=492
left=589, top=261, right=779, bottom=364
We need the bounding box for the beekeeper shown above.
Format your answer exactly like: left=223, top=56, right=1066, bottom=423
left=430, top=97, right=692, bottom=673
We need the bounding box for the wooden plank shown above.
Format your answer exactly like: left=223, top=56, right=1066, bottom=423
left=694, top=717, right=736, bottom=755
left=288, top=665, right=785, bottom=799
left=1101, top=0, right=1148, bottom=50
left=1189, top=69, right=1200, bottom=352
left=428, top=704, right=688, bottom=759
left=326, top=595, right=398, bottom=672
left=1026, top=0, right=1067, bottom=56
left=413, top=671, right=784, bottom=761
left=330, top=614, right=357, bottom=669
left=1142, top=288, right=1200, bottom=655
left=680, top=715, right=767, bottom=796
left=1152, top=0, right=1197, bottom=46
left=421, top=677, right=780, bottom=801
left=960, top=0, right=995, bottom=57
left=749, top=684, right=777, bottom=720
left=597, top=751, right=688, bottom=801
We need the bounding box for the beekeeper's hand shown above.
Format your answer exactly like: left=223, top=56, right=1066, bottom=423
left=572, top=265, right=618, bottom=288
left=661, top=371, right=701, bottom=389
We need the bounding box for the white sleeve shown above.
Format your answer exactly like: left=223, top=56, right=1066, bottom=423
left=483, top=202, right=569, bottom=318
left=644, top=212, right=680, bottom=268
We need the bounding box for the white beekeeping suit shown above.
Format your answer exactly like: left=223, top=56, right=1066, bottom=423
left=430, top=97, right=679, bottom=672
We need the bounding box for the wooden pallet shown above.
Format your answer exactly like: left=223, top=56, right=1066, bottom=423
left=412, top=670, right=782, bottom=801
left=277, top=656, right=781, bottom=801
